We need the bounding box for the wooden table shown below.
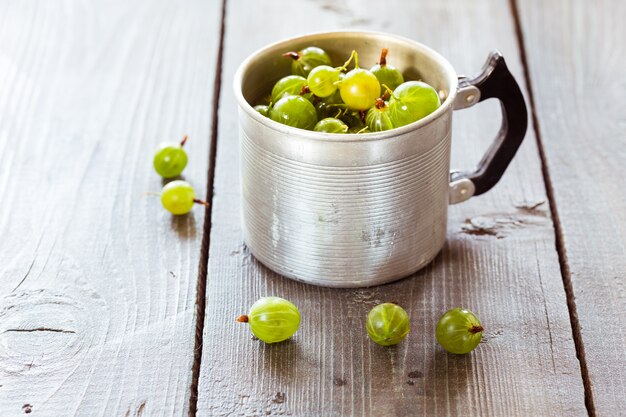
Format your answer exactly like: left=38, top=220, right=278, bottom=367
left=1, top=0, right=624, bottom=416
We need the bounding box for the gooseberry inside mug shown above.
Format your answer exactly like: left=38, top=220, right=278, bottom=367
left=234, top=31, right=527, bottom=288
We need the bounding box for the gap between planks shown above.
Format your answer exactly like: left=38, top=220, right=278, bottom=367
left=188, top=0, right=228, bottom=415
left=509, top=0, right=596, bottom=415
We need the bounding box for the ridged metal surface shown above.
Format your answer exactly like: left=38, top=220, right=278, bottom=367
left=240, top=124, right=452, bottom=287
left=235, top=31, right=459, bottom=287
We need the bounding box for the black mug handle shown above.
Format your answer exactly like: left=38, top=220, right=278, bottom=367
left=449, top=51, right=528, bottom=204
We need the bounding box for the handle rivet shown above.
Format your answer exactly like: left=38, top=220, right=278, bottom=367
left=454, top=85, right=481, bottom=109
left=449, top=177, right=476, bottom=204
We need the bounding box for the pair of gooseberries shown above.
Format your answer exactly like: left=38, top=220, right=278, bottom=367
left=152, top=135, right=209, bottom=215
left=237, top=297, right=483, bottom=354
left=366, top=304, right=483, bottom=354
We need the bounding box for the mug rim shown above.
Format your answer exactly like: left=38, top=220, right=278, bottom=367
left=233, top=30, right=459, bottom=143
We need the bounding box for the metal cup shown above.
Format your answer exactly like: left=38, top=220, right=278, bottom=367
left=234, top=31, right=527, bottom=287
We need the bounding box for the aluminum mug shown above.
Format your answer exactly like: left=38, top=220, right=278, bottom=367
left=234, top=31, right=527, bottom=288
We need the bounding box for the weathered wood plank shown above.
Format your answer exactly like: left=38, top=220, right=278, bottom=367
left=516, top=0, right=626, bottom=414
left=197, top=0, right=587, bottom=415
left=0, top=1, right=221, bottom=415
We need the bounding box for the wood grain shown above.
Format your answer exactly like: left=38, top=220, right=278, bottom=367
left=516, top=0, right=626, bottom=414
left=196, top=0, right=587, bottom=415
left=0, top=1, right=220, bottom=415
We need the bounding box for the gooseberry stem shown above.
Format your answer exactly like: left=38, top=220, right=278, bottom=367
left=469, top=325, right=484, bottom=334
left=374, top=98, right=387, bottom=110
left=381, top=84, right=396, bottom=101
left=300, top=85, right=311, bottom=95
left=359, top=110, right=366, bottom=124
left=180, top=134, right=188, bottom=147
left=339, top=50, right=357, bottom=71
left=379, top=48, right=388, bottom=66
left=382, top=84, right=400, bottom=100
left=236, top=315, right=249, bottom=323
left=282, top=51, right=299, bottom=61
left=193, top=198, right=210, bottom=207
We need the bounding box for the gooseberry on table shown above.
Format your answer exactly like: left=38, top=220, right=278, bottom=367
left=237, top=296, right=301, bottom=344
left=153, top=134, right=189, bottom=179
left=160, top=180, right=209, bottom=215
left=435, top=307, right=484, bottom=354
left=366, top=303, right=411, bottom=346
